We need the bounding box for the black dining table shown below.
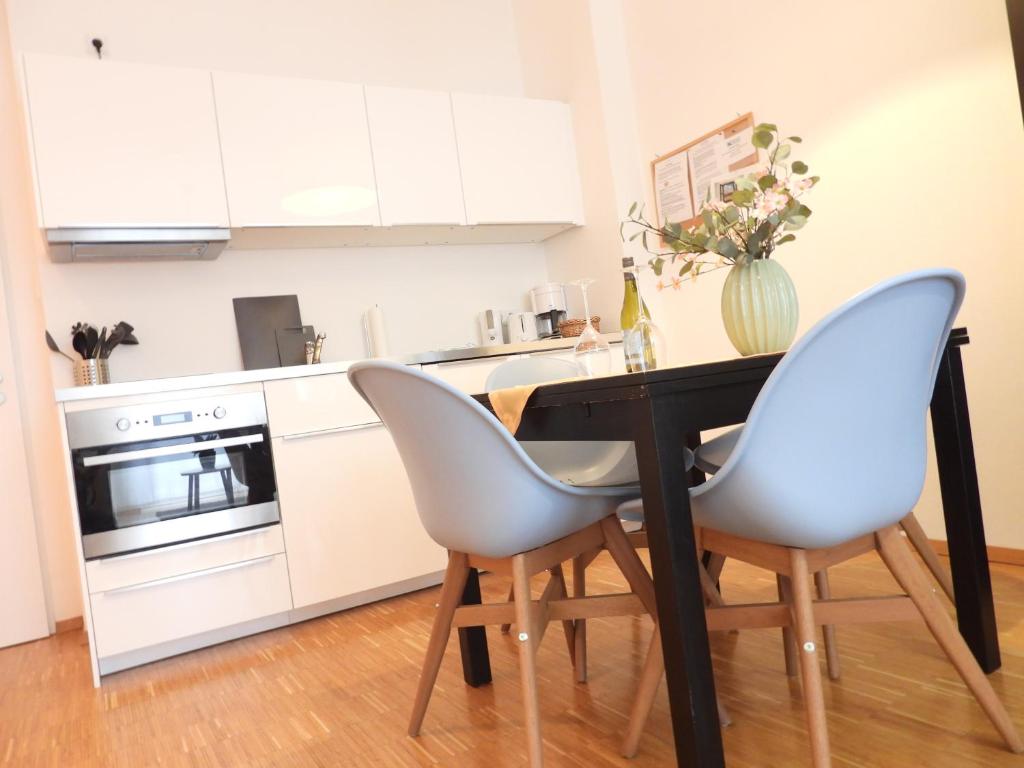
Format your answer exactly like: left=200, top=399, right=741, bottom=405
left=461, top=326, right=997, bottom=767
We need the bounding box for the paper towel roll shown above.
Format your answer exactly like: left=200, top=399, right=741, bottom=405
left=363, top=305, right=389, bottom=358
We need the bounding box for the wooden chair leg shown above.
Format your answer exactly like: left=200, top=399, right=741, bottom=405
left=549, top=564, right=576, bottom=668
left=512, top=554, right=546, bottom=767
left=600, top=516, right=657, bottom=617
left=900, top=513, right=956, bottom=603
left=876, top=525, right=1024, bottom=753
left=572, top=555, right=588, bottom=683
left=789, top=549, right=832, bottom=768
left=409, top=552, right=470, bottom=737
left=814, top=570, right=841, bottom=681
left=777, top=574, right=799, bottom=677
left=621, top=625, right=731, bottom=758
left=501, top=583, right=514, bottom=634
left=622, top=626, right=665, bottom=758
left=706, top=552, right=726, bottom=583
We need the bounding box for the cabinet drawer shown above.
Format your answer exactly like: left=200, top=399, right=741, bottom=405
left=91, top=552, right=292, bottom=658
left=85, top=525, right=285, bottom=594
left=264, top=372, right=378, bottom=437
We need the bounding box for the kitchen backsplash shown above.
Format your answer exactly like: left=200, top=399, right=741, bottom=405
left=40, top=242, right=548, bottom=386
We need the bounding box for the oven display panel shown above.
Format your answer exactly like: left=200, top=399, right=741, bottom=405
left=153, top=411, right=193, bottom=427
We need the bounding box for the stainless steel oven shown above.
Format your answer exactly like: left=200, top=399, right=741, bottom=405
left=67, top=391, right=279, bottom=559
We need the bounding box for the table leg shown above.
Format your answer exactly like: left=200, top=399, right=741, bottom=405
left=457, top=568, right=493, bottom=687
left=930, top=344, right=1001, bottom=672
left=634, top=398, right=725, bottom=767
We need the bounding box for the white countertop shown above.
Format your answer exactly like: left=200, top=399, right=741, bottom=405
left=54, top=335, right=619, bottom=404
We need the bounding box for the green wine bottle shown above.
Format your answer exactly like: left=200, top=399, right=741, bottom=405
left=621, top=257, right=658, bottom=372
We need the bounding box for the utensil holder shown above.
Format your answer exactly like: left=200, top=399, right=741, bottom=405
left=74, top=359, right=110, bottom=386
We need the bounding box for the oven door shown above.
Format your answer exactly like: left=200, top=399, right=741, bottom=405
left=72, top=425, right=279, bottom=559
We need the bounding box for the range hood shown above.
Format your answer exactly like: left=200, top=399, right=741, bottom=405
left=46, top=228, right=230, bottom=263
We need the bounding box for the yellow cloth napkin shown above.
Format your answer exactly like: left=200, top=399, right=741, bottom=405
left=488, top=384, right=540, bottom=434
left=488, top=374, right=585, bottom=434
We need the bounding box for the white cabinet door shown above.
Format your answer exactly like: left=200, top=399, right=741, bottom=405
left=0, top=254, right=48, bottom=648
left=213, top=72, right=379, bottom=227
left=91, top=553, right=292, bottom=658
left=423, top=356, right=514, bottom=395
left=264, top=372, right=379, bottom=438
left=23, top=54, right=229, bottom=228
left=365, top=86, right=466, bottom=226
left=273, top=424, right=446, bottom=609
left=451, top=93, right=583, bottom=226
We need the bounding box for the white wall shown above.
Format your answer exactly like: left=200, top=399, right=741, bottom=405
left=41, top=244, right=548, bottom=386
left=617, top=0, right=1024, bottom=548
left=6, top=0, right=524, bottom=95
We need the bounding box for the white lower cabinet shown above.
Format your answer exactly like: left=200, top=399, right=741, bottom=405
left=272, top=423, right=447, bottom=610
left=90, top=551, right=292, bottom=659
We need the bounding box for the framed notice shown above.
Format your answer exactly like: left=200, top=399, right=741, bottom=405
left=651, top=113, right=760, bottom=230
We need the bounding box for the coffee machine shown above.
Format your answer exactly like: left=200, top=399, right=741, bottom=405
left=530, top=283, right=568, bottom=338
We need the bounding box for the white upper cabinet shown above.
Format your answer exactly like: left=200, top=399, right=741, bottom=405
left=451, top=92, right=584, bottom=226
left=213, top=72, right=379, bottom=227
left=23, top=54, right=229, bottom=228
left=365, top=86, right=466, bottom=226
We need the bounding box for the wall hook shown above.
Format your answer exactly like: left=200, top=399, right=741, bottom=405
left=91, top=38, right=103, bottom=60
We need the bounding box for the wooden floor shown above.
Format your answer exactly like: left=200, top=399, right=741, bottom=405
left=2, top=550, right=1023, bottom=767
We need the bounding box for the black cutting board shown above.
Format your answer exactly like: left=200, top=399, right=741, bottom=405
left=233, top=295, right=302, bottom=370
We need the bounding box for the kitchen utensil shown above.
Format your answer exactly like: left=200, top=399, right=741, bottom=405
left=477, top=309, right=507, bottom=345
left=71, top=324, right=89, bottom=358
left=45, top=330, right=76, bottom=362
left=312, top=333, right=326, bottom=364
left=304, top=340, right=315, bottom=365
left=506, top=311, right=539, bottom=342
left=97, top=326, right=108, bottom=358
left=85, top=326, right=99, bottom=358
left=233, top=295, right=303, bottom=370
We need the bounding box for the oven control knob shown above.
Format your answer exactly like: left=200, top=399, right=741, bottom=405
left=213, top=406, right=226, bottom=419
left=115, top=417, right=131, bottom=432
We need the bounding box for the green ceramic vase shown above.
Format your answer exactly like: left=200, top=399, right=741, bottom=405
left=721, top=258, right=798, bottom=356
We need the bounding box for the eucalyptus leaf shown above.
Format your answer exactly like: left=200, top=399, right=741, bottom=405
left=702, top=210, right=717, bottom=235
left=754, top=122, right=778, bottom=133
left=777, top=234, right=796, bottom=244
left=629, top=231, right=642, bottom=241
left=628, top=201, right=637, bottom=216
left=735, top=176, right=758, bottom=192
left=731, top=189, right=755, bottom=206
left=752, top=130, right=774, bottom=149
left=787, top=136, right=802, bottom=143
left=716, top=238, right=739, bottom=260
left=758, top=174, right=777, bottom=191
left=652, top=258, right=665, bottom=276
left=723, top=206, right=740, bottom=224
left=785, top=215, right=808, bottom=230
left=775, top=144, right=791, bottom=160
left=679, top=261, right=693, bottom=276
left=791, top=160, right=808, bottom=174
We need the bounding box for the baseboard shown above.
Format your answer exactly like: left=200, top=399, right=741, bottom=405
left=930, top=539, right=1024, bottom=567
left=55, top=616, right=83, bottom=634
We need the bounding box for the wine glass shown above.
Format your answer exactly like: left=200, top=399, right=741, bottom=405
left=570, top=278, right=611, bottom=377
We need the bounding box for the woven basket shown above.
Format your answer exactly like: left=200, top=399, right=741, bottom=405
left=559, top=316, right=601, bottom=337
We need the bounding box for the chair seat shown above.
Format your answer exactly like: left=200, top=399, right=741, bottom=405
left=693, top=426, right=742, bottom=474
